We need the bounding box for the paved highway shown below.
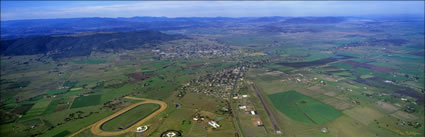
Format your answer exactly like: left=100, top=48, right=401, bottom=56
left=229, top=66, right=244, bottom=137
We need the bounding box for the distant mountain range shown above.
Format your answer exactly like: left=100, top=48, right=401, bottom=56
left=1, top=16, right=423, bottom=59
left=1, top=17, right=248, bottom=39
left=0, top=16, right=348, bottom=39
left=2, top=16, right=423, bottom=40
left=0, top=31, right=184, bottom=59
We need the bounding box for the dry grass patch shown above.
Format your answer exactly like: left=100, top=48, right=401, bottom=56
left=375, top=101, right=399, bottom=113
left=324, top=91, right=338, bottom=97
left=327, top=116, right=379, bottom=137
left=264, top=71, right=283, bottom=76
left=391, top=111, right=418, bottom=120
left=343, top=106, right=384, bottom=125
left=322, top=97, right=354, bottom=110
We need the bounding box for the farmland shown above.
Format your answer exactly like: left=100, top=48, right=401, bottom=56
left=21, top=99, right=51, bottom=120
left=70, top=95, right=101, bottom=109
left=0, top=15, right=424, bottom=137
left=73, top=60, right=107, bottom=65
left=268, top=90, right=342, bottom=124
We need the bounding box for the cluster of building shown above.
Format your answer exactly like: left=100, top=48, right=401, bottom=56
left=181, top=67, right=244, bottom=98
left=192, top=113, right=221, bottom=129
left=234, top=94, right=264, bottom=127
left=154, top=39, right=233, bottom=59
left=397, top=119, right=422, bottom=128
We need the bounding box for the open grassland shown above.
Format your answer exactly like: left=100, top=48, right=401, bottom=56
left=52, top=130, right=71, bottom=137
left=216, top=34, right=287, bottom=47
left=47, top=89, right=68, bottom=96
left=343, top=106, right=384, bottom=125
left=268, top=90, right=342, bottom=125
left=21, top=99, right=51, bottom=120
left=64, top=89, right=82, bottom=97
left=42, top=99, right=60, bottom=115
left=305, top=53, right=334, bottom=61
left=73, top=60, right=107, bottom=64
left=70, top=95, right=101, bottom=109
left=101, top=103, right=160, bottom=131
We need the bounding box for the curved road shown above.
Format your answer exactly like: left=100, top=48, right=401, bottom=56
left=69, top=96, right=167, bottom=137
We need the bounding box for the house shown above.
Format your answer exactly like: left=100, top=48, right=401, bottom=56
left=239, top=105, right=247, bottom=110
left=242, top=95, right=249, bottom=98
left=250, top=110, right=257, bottom=115
left=321, top=127, right=328, bottom=133
left=256, top=120, right=264, bottom=127
left=208, top=121, right=220, bottom=128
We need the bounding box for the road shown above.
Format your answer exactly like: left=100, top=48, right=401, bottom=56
left=68, top=96, right=167, bottom=137
left=229, top=66, right=244, bottom=137
left=252, top=84, right=281, bottom=134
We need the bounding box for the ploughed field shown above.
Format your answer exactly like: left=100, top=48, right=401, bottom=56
left=268, top=90, right=342, bottom=124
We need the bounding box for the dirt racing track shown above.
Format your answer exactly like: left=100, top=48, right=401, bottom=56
left=69, top=96, right=167, bottom=137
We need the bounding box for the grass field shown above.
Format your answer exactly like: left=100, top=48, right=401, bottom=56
left=22, top=99, right=51, bottom=120
left=47, top=89, right=68, bottom=96
left=73, top=60, right=106, bottom=64
left=70, top=95, right=101, bottom=109
left=305, top=53, right=333, bottom=61
left=64, top=89, right=81, bottom=97
left=268, top=90, right=341, bottom=125
left=101, top=103, right=160, bottom=131
left=52, top=130, right=71, bottom=137
left=216, top=34, right=285, bottom=46
left=265, top=64, right=293, bottom=73
left=42, top=100, right=59, bottom=115
left=330, top=61, right=410, bottom=81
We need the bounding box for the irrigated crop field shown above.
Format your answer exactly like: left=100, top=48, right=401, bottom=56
left=269, top=90, right=342, bottom=124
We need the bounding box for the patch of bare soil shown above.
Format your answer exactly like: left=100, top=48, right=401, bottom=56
left=376, top=101, right=399, bottom=113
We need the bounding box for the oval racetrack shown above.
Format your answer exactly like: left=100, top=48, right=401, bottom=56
left=69, top=96, right=167, bottom=137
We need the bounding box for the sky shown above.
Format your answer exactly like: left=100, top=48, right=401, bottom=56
left=1, top=1, right=424, bottom=21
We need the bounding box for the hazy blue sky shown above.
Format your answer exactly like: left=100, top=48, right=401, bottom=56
left=1, top=1, right=424, bottom=20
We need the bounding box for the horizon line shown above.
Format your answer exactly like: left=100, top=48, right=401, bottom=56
left=3, top=14, right=425, bottom=21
